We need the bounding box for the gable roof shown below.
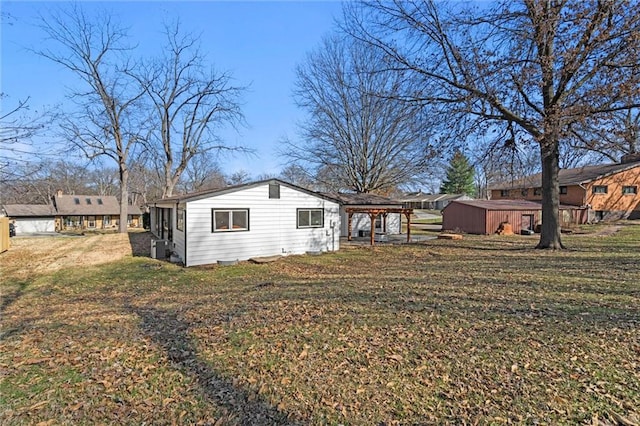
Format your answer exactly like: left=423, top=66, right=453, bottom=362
left=3, top=204, right=57, bottom=217
left=151, top=179, right=341, bottom=205
left=446, top=199, right=584, bottom=211
left=490, top=160, right=640, bottom=190
left=54, top=194, right=121, bottom=215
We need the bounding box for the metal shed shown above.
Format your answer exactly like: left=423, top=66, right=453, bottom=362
left=442, top=200, right=587, bottom=235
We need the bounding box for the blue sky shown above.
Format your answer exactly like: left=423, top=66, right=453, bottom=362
left=1, top=1, right=344, bottom=177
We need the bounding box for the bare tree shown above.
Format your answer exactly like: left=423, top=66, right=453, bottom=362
left=286, top=35, right=433, bottom=194
left=36, top=6, right=146, bottom=233
left=1, top=160, right=92, bottom=204
left=178, top=151, right=226, bottom=193
left=279, top=164, right=317, bottom=189
left=567, top=108, right=640, bottom=162
left=134, top=21, right=247, bottom=198
left=0, top=96, right=55, bottom=187
left=226, top=169, right=252, bottom=186
left=346, top=0, right=640, bottom=248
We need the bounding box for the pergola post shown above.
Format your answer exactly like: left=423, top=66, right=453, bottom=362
left=369, top=211, right=378, bottom=246
left=405, top=211, right=412, bottom=243
left=347, top=211, right=353, bottom=241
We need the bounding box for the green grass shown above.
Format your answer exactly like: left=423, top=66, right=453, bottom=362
left=1, top=224, right=639, bottom=425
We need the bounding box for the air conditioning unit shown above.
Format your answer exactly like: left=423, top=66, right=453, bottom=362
left=151, top=239, right=169, bottom=259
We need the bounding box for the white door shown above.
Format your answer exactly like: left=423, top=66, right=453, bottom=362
left=15, top=218, right=55, bottom=234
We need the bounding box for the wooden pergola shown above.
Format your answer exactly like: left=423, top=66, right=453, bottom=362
left=345, top=207, right=414, bottom=246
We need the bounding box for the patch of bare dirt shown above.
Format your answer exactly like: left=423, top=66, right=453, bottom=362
left=0, top=232, right=147, bottom=279
left=573, top=225, right=623, bottom=237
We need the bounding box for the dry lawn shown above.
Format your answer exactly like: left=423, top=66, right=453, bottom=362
left=1, top=227, right=639, bottom=425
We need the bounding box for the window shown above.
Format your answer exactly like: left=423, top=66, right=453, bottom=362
left=533, top=187, right=542, bottom=196
left=177, top=207, right=185, bottom=231
left=521, top=189, right=528, bottom=196
left=87, top=215, right=96, bottom=228
left=297, top=208, right=323, bottom=228
left=86, top=198, right=92, bottom=205
left=104, top=215, right=111, bottom=225
left=592, top=185, right=608, bottom=194
left=560, top=186, right=568, bottom=194
left=500, top=190, right=509, bottom=197
left=622, top=186, right=637, bottom=195
left=97, top=198, right=103, bottom=205
left=74, top=198, right=80, bottom=205
left=212, top=209, right=249, bottom=232
left=269, top=183, right=280, bottom=199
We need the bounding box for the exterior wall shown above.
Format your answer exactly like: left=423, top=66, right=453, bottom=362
left=340, top=211, right=401, bottom=237
left=58, top=214, right=139, bottom=230
left=485, top=209, right=541, bottom=234
left=444, top=204, right=588, bottom=234
left=584, top=168, right=640, bottom=218
left=491, top=186, right=586, bottom=206
left=184, top=183, right=340, bottom=266
left=442, top=204, right=487, bottom=234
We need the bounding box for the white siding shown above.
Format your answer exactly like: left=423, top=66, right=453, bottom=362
left=340, top=211, right=401, bottom=236
left=184, top=183, right=340, bottom=266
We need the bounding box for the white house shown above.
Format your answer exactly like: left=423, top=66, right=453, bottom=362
left=149, top=179, right=341, bottom=267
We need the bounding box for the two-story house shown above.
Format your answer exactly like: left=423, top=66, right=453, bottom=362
left=490, top=154, right=640, bottom=222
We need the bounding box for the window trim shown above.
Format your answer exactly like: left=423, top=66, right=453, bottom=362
left=622, top=185, right=638, bottom=195
left=177, top=206, right=185, bottom=232
left=212, top=208, right=250, bottom=232
left=592, top=185, right=608, bottom=194
left=297, top=208, right=324, bottom=229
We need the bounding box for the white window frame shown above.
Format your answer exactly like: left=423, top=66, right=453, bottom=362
left=212, top=209, right=249, bottom=232
left=592, top=185, right=608, bottom=194
left=297, top=208, right=324, bottom=229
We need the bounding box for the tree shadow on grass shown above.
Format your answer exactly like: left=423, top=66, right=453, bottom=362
left=126, top=303, right=301, bottom=426
left=127, top=231, right=152, bottom=257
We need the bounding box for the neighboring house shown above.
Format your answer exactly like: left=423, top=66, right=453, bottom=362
left=323, top=192, right=410, bottom=240
left=1, top=191, right=143, bottom=233
left=1, top=204, right=57, bottom=234
left=399, top=192, right=473, bottom=210
left=149, top=179, right=341, bottom=267
left=442, top=200, right=588, bottom=235
left=490, top=156, right=640, bottom=221
left=52, top=191, right=143, bottom=230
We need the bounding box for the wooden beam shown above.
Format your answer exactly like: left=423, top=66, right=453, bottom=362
left=347, top=212, right=353, bottom=241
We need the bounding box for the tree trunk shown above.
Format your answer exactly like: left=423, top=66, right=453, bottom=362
left=536, top=139, right=564, bottom=249
left=119, top=167, right=129, bottom=234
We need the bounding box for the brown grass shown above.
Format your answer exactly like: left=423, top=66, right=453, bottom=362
left=1, top=227, right=639, bottom=425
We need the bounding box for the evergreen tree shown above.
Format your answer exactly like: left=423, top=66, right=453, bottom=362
left=440, top=151, right=475, bottom=195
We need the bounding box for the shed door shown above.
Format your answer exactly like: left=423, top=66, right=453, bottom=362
left=521, top=214, right=534, bottom=231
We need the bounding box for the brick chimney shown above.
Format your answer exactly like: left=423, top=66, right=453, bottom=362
left=620, top=153, right=640, bottom=164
